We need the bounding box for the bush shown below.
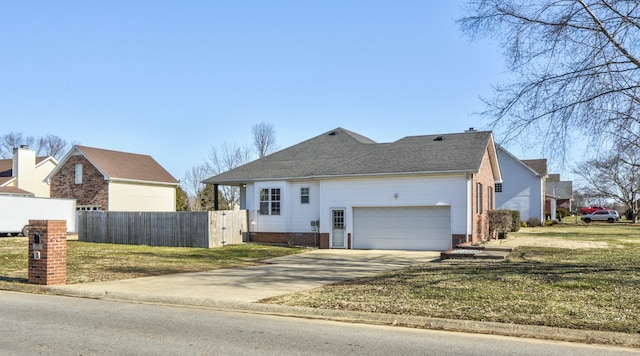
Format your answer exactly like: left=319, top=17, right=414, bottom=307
left=507, top=210, right=520, bottom=232
left=545, top=219, right=557, bottom=226
left=556, top=208, right=570, bottom=219
left=527, top=217, right=541, bottom=227
left=488, top=210, right=513, bottom=240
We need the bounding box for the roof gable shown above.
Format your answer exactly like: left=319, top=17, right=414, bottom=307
left=205, top=128, right=501, bottom=184
left=48, top=146, right=178, bottom=185
left=496, top=145, right=547, bottom=178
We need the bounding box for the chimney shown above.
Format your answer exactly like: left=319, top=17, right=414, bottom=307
left=13, top=146, right=36, bottom=194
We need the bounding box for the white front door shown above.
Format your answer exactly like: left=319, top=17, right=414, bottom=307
left=331, top=209, right=345, bottom=248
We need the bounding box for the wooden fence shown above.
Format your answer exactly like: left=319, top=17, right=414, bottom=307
left=77, top=210, right=248, bottom=248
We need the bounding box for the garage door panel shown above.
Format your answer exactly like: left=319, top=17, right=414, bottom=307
left=353, top=207, right=451, bottom=250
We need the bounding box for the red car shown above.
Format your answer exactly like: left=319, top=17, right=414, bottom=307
left=579, top=206, right=610, bottom=215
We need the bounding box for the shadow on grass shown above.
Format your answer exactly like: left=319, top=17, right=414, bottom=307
left=0, top=276, right=28, bottom=283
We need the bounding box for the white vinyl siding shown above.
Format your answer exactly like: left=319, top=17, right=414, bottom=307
left=496, top=149, right=545, bottom=222
left=319, top=175, right=467, bottom=238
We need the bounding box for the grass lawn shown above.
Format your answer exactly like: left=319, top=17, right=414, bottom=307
left=0, top=238, right=305, bottom=291
left=264, top=222, right=640, bottom=334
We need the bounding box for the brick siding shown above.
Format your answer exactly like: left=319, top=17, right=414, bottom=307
left=28, top=220, right=67, bottom=285
left=50, top=155, right=109, bottom=210
left=470, top=149, right=496, bottom=243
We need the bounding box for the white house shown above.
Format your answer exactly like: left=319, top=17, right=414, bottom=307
left=495, top=145, right=547, bottom=224
left=204, top=128, right=502, bottom=251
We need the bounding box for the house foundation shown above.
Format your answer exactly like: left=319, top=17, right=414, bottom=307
left=250, top=232, right=324, bottom=247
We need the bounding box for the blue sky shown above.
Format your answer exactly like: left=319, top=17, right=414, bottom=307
left=2, top=1, right=567, bottom=182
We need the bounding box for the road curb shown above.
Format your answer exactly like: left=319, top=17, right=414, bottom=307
left=43, top=287, right=640, bottom=348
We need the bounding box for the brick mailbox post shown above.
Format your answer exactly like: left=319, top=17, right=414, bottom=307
left=28, top=220, right=67, bottom=285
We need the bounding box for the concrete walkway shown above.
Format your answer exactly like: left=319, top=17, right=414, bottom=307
left=49, top=249, right=440, bottom=306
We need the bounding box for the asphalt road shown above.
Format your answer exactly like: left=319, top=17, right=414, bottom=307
left=0, top=291, right=637, bottom=356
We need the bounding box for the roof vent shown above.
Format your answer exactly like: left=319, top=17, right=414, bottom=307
left=19, top=144, right=29, bottom=149
left=465, top=127, right=476, bottom=132
left=433, top=136, right=443, bottom=141
left=328, top=131, right=337, bottom=136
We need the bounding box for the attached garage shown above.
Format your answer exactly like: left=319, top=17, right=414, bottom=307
left=352, top=206, right=451, bottom=250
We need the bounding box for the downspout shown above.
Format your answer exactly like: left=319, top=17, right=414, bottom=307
left=213, top=184, right=219, bottom=211
left=466, top=173, right=472, bottom=243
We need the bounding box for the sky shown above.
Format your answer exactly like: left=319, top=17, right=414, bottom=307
left=0, top=1, right=572, bottom=185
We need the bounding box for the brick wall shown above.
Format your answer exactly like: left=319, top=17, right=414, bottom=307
left=50, top=155, right=109, bottom=210
left=28, top=220, right=67, bottom=285
left=250, top=232, right=321, bottom=247
left=470, top=149, right=496, bottom=243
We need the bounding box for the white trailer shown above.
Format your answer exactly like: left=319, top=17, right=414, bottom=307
left=0, top=196, right=76, bottom=235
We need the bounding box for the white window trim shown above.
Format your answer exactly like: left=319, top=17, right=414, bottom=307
left=75, top=164, right=83, bottom=184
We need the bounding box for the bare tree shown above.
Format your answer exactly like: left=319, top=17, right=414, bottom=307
left=182, top=164, right=210, bottom=211
left=459, top=1, right=640, bottom=157
left=36, top=134, right=72, bottom=159
left=205, top=142, right=252, bottom=209
left=251, top=122, right=278, bottom=158
left=0, top=132, right=72, bottom=160
left=0, top=132, right=35, bottom=158
left=574, top=148, right=640, bottom=222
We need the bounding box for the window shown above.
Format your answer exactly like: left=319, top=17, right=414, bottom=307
left=300, top=187, right=310, bottom=204
left=271, top=188, right=281, bottom=215
left=476, top=182, right=483, bottom=214
left=75, top=164, right=83, bottom=184
left=259, top=188, right=281, bottom=215
left=495, top=183, right=502, bottom=193
left=488, top=186, right=494, bottom=210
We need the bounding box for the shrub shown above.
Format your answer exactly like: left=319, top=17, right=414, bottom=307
left=507, top=210, right=520, bottom=232
left=488, top=210, right=513, bottom=239
left=527, top=217, right=541, bottom=227
left=556, top=207, right=570, bottom=219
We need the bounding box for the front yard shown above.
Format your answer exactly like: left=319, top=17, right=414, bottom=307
left=264, top=223, right=640, bottom=334
left=1, top=223, right=639, bottom=335
left=0, top=240, right=305, bottom=292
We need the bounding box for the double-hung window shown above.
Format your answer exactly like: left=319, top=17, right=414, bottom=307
left=260, top=188, right=281, bottom=215
left=476, top=182, right=483, bottom=214
left=300, top=187, right=310, bottom=204
left=75, top=164, right=83, bottom=184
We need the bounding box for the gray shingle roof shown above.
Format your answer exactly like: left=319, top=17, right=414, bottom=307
left=521, top=159, right=548, bottom=177
left=547, top=181, right=573, bottom=199
left=205, top=128, right=497, bottom=185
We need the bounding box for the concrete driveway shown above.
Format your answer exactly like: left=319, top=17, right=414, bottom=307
left=49, top=249, right=440, bottom=307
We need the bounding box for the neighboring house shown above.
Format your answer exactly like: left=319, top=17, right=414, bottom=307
left=46, top=145, right=179, bottom=211
left=495, top=145, right=547, bottom=224
left=203, top=128, right=502, bottom=251
left=546, top=174, right=573, bottom=218
left=0, top=145, right=57, bottom=198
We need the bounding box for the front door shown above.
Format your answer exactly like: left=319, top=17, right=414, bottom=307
left=331, top=209, right=345, bottom=248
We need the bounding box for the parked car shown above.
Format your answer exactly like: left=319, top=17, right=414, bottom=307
left=581, top=210, right=620, bottom=223
left=579, top=206, right=610, bottom=214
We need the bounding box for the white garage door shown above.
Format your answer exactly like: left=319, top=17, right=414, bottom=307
left=353, top=207, right=451, bottom=250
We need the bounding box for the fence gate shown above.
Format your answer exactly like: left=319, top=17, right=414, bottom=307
left=78, top=210, right=248, bottom=248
